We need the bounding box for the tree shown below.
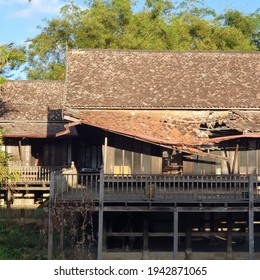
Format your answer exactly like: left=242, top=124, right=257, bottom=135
left=0, top=43, right=26, bottom=83
left=24, top=0, right=260, bottom=80
left=0, top=43, right=25, bottom=184
left=218, top=10, right=259, bottom=50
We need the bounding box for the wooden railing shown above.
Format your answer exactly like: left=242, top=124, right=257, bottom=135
left=9, top=166, right=66, bottom=184
left=51, top=173, right=260, bottom=203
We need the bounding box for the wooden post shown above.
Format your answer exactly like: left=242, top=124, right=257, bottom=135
left=248, top=174, right=254, bottom=260
left=231, top=143, right=239, bottom=174
left=103, top=134, right=108, bottom=173
left=173, top=208, right=178, bottom=259
left=97, top=166, right=104, bottom=260
left=185, top=218, right=192, bottom=260
left=210, top=212, right=215, bottom=241
left=18, top=140, right=23, bottom=164
left=143, top=213, right=149, bottom=259
left=48, top=173, right=55, bottom=260
left=226, top=212, right=233, bottom=259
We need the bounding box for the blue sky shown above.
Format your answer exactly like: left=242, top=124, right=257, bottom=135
left=0, top=0, right=259, bottom=46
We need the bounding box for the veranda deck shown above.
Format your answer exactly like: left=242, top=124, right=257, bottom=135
left=51, top=173, right=260, bottom=205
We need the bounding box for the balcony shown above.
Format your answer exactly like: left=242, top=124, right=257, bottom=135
left=51, top=173, right=260, bottom=205
left=8, top=166, right=66, bottom=187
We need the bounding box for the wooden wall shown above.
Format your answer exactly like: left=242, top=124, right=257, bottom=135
left=4, top=138, right=69, bottom=166
left=181, top=139, right=260, bottom=175
left=104, top=134, right=162, bottom=175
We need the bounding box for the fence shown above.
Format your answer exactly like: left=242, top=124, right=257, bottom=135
left=9, top=165, right=65, bottom=184
left=51, top=172, right=260, bottom=204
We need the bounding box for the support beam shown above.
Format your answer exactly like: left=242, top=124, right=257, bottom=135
left=248, top=174, right=254, bottom=260
left=97, top=167, right=104, bottom=260
left=18, top=140, right=23, bottom=164
left=143, top=213, right=149, bottom=259
left=103, top=134, right=108, bottom=173
left=231, top=143, right=239, bottom=174
left=173, top=208, right=178, bottom=259
left=185, top=217, right=192, bottom=260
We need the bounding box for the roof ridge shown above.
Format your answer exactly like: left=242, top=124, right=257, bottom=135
left=68, top=48, right=260, bottom=55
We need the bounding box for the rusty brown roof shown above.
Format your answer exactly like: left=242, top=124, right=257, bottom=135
left=65, top=49, right=260, bottom=109
left=69, top=109, right=208, bottom=145
left=65, top=109, right=260, bottom=148
left=0, top=80, right=75, bottom=137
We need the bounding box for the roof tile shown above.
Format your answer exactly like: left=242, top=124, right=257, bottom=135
left=65, top=49, right=260, bottom=109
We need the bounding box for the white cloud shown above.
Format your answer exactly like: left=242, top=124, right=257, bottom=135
left=0, top=0, right=62, bottom=18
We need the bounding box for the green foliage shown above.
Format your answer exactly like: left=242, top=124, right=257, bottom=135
left=0, top=222, right=47, bottom=260
left=220, top=10, right=258, bottom=39
left=0, top=132, right=20, bottom=187
left=0, top=132, right=9, bottom=186
left=24, top=0, right=260, bottom=80
left=0, top=43, right=26, bottom=83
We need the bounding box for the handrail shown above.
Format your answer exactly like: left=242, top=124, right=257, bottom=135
left=9, top=165, right=66, bottom=183
left=51, top=173, right=260, bottom=203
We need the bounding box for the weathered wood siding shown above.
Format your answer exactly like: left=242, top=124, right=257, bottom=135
left=182, top=139, right=260, bottom=175
left=4, top=138, right=69, bottom=167
left=104, top=135, right=162, bottom=174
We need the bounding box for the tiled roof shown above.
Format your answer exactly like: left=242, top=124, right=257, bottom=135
left=0, top=80, right=73, bottom=137
left=0, top=80, right=64, bottom=121
left=67, top=109, right=213, bottom=146
left=65, top=109, right=260, bottom=147
left=65, top=49, right=260, bottom=109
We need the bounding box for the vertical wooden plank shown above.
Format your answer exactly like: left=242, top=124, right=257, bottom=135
left=231, top=143, right=239, bottom=174
left=97, top=167, right=104, bottom=260
left=185, top=218, right=192, bottom=260
left=18, top=140, right=23, bottom=164
left=183, top=159, right=194, bottom=175
left=25, top=143, right=31, bottom=166
left=248, top=174, right=254, bottom=260
left=173, top=208, right=178, bottom=259
left=103, top=135, right=108, bottom=173
left=151, top=156, right=162, bottom=174
left=210, top=212, right=215, bottom=241
left=143, top=213, right=149, bottom=259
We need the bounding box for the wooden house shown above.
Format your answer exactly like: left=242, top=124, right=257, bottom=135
left=1, top=49, right=260, bottom=259
left=60, top=49, right=260, bottom=177
left=46, top=49, right=260, bottom=260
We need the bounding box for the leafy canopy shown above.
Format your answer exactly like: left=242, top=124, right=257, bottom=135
left=0, top=43, right=26, bottom=83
